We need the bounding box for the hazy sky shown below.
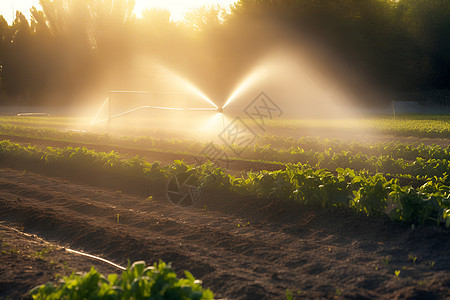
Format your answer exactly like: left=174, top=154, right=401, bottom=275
left=0, top=0, right=238, bottom=24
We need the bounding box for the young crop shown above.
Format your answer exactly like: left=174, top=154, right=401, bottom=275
left=4, top=121, right=450, bottom=182
left=351, top=174, right=392, bottom=216
left=30, top=260, right=213, bottom=299
left=388, top=182, right=450, bottom=225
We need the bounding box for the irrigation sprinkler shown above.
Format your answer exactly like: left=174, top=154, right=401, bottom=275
left=91, top=91, right=227, bottom=131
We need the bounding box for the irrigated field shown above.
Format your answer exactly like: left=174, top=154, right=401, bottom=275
left=1, top=115, right=450, bottom=299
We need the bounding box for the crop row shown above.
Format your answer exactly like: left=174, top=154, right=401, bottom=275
left=247, top=145, right=450, bottom=182
left=31, top=260, right=213, bottom=299
left=2, top=118, right=450, bottom=161
left=197, top=165, right=450, bottom=226
left=2, top=123, right=450, bottom=180
left=266, top=116, right=450, bottom=139
left=1, top=140, right=449, bottom=227
left=367, top=118, right=450, bottom=138
left=257, top=134, right=450, bottom=160
left=0, top=123, right=203, bottom=154
left=2, top=119, right=450, bottom=163
left=3, top=114, right=450, bottom=141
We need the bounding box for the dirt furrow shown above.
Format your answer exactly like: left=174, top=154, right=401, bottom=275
left=0, top=173, right=300, bottom=257
left=1, top=168, right=450, bottom=299
left=0, top=169, right=306, bottom=298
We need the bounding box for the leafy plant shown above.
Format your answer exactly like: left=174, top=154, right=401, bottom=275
left=286, top=289, right=293, bottom=300
left=30, top=261, right=213, bottom=299
left=351, top=174, right=391, bottom=216
left=408, top=254, right=418, bottom=264
left=389, top=183, right=445, bottom=225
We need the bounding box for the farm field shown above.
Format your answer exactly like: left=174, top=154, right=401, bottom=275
left=2, top=114, right=450, bottom=139
left=1, top=0, right=450, bottom=298
left=1, top=115, right=450, bottom=299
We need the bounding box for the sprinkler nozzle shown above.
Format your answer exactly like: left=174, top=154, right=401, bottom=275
left=217, top=107, right=224, bottom=114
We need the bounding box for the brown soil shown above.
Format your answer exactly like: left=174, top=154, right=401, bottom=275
left=0, top=221, right=119, bottom=299
left=1, top=167, right=450, bottom=299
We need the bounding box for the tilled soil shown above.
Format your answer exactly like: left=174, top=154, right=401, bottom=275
left=1, top=168, right=450, bottom=299
left=0, top=221, right=119, bottom=299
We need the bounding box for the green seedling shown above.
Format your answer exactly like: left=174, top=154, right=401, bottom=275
left=418, top=280, right=427, bottom=286
left=34, top=247, right=53, bottom=259
left=4, top=249, right=19, bottom=255
left=286, top=289, right=303, bottom=300
left=408, top=254, right=418, bottom=264
left=286, top=289, right=293, bottom=300
left=394, top=270, right=401, bottom=278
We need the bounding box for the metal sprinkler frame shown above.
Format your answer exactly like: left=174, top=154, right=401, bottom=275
left=91, top=91, right=226, bottom=130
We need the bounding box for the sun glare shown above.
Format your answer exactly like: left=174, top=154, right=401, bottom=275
left=134, top=0, right=238, bottom=21
left=1, top=0, right=237, bottom=25
left=1, top=0, right=39, bottom=24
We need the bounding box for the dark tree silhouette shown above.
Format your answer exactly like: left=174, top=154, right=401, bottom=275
left=0, top=0, right=448, bottom=106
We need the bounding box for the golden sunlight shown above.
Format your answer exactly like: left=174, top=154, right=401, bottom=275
left=134, top=0, right=238, bottom=21
left=1, top=0, right=237, bottom=24
left=1, top=0, right=39, bottom=24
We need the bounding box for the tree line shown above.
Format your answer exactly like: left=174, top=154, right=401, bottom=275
left=0, top=0, right=449, bottom=107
